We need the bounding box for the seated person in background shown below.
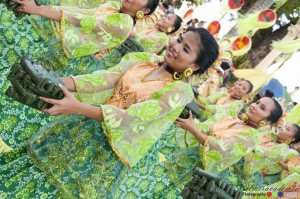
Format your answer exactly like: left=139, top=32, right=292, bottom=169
left=197, top=78, right=253, bottom=124
left=130, top=13, right=182, bottom=54
left=187, top=18, right=199, bottom=28
left=197, top=61, right=231, bottom=97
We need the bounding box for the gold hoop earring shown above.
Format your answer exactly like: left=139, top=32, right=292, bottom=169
left=136, top=11, right=144, bottom=19
left=173, top=72, right=183, bottom=80
left=167, top=27, right=172, bottom=33
left=284, top=140, right=291, bottom=145
left=183, top=68, right=193, bottom=77
left=259, top=121, right=266, bottom=127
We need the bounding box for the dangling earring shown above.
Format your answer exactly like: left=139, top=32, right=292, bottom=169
left=167, top=27, right=172, bottom=33
left=173, top=72, right=183, bottom=80
left=183, top=68, right=193, bottom=77
left=136, top=11, right=144, bottom=19
left=284, top=140, right=291, bottom=145
left=259, top=121, right=266, bottom=127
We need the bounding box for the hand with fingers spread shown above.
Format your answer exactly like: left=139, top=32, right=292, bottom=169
left=175, top=110, right=197, bottom=133
left=12, top=0, right=40, bottom=15
left=40, top=84, right=81, bottom=117
left=40, top=84, right=104, bottom=121
left=175, top=110, right=208, bottom=145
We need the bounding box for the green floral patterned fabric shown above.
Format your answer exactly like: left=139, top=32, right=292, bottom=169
left=200, top=118, right=260, bottom=174
left=0, top=51, right=195, bottom=197
left=51, top=1, right=133, bottom=58
left=133, top=23, right=168, bottom=54
left=0, top=1, right=134, bottom=149
left=243, top=131, right=299, bottom=176
left=0, top=121, right=186, bottom=199
left=60, top=0, right=109, bottom=8
left=0, top=115, right=123, bottom=199
left=113, top=125, right=186, bottom=199
left=113, top=117, right=260, bottom=197
left=73, top=52, right=194, bottom=167
left=197, top=91, right=244, bottom=121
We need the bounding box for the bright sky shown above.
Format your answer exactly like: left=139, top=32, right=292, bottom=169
left=273, top=52, right=300, bottom=102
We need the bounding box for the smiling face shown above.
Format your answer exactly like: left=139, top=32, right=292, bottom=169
left=121, top=0, right=149, bottom=17
left=156, top=14, right=177, bottom=33
left=164, top=31, right=201, bottom=72
left=246, top=97, right=275, bottom=125
left=230, top=80, right=251, bottom=99
left=277, top=124, right=297, bottom=143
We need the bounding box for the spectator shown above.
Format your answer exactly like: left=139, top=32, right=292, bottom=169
left=168, top=0, right=176, bottom=13
left=198, top=20, right=206, bottom=27
left=161, top=2, right=169, bottom=14
left=187, top=18, right=199, bottom=28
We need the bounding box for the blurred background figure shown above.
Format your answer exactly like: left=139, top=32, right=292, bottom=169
left=187, top=18, right=199, bottom=28
left=198, top=20, right=206, bottom=27
left=168, top=0, right=176, bottom=13
left=161, top=2, right=169, bottom=14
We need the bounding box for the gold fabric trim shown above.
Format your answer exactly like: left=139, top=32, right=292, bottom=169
left=60, top=11, right=69, bottom=58
left=101, top=124, right=131, bottom=168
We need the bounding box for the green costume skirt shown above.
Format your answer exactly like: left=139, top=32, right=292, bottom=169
left=0, top=115, right=186, bottom=198
left=0, top=115, right=123, bottom=199
left=1, top=114, right=263, bottom=198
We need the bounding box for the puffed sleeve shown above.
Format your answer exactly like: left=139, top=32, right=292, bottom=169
left=200, top=128, right=259, bottom=174
left=197, top=91, right=228, bottom=119
left=101, top=81, right=194, bottom=168
left=51, top=1, right=133, bottom=58
left=197, top=90, right=228, bottom=105
left=134, top=31, right=168, bottom=54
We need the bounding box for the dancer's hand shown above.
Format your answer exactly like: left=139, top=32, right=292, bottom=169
left=12, top=0, right=40, bottom=15
left=175, top=111, right=196, bottom=133
left=40, top=85, right=81, bottom=117
left=278, top=160, right=288, bottom=171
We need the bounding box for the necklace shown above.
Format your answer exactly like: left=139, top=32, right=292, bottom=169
left=230, top=95, right=241, bottom=100
left=245, top=122, right=258, bottom=129
left=238, top=114, right=258, bottom=129
left=163, top=63, right=174, bottom=74
left=141, top=68, right=174, bottom=82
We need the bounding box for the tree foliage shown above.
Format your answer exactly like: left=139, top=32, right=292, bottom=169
left=233, top=0, right=299, bottom=69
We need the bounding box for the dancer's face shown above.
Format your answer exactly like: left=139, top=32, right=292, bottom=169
left=277, top=124, right=297, bottom=143
left=164, top=31, right=201, bottom=73
left=156, top=14, right=177, bottom=33
left=121, top=0, right=149, bottom=17
left=230, top=80, right=251, bottom=99
left=246, top=97, right=275, bottom=125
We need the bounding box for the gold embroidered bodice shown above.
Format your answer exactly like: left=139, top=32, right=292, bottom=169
left=209, top=116, right=251, bottom=139
left=105, top=62, right=172, bottom=109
